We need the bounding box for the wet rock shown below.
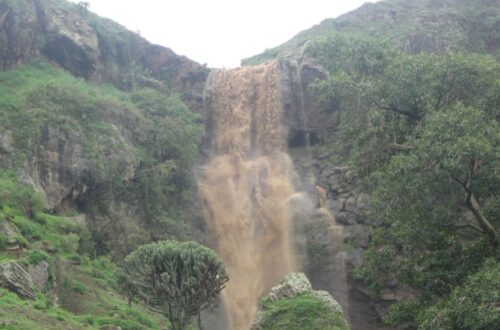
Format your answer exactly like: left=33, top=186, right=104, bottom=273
left=315, top=185, right=327, bottom=208
left=345, top=248, right=365, bottom=272
left=0, top=262, right=36, bottom=300
left=336, top=211, right=357, bottom=225
left=343, top=225, right=373, bottom=249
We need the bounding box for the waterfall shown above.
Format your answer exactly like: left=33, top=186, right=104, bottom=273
left=199, top=61, right=298, bottom=330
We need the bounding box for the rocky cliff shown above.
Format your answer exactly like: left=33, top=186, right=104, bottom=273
left=0, top=0, right=209, bottom=261
left=0, top=0, right=208, bottom=108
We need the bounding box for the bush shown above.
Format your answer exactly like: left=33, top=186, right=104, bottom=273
left=23, top=249, right=50, bottom=265
left=0, top=234, right=7, bottom=250
left=73, top=281, right=87, bottom=295
left=259, top=294, right=349, bottom=330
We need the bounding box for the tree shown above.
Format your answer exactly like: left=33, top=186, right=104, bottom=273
left=308, top=39, right=500, bottom=328
left=119, top=240, right=229, bottom=330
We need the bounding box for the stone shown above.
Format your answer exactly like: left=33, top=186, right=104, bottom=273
left=342, top=225, right=373, bottom=249
left=0, top=221, right=20, bottom=245
left=356, top=193, right=371, bottom=210
left=0, top=130, right=13, bottom=152
left=336, top=211, right=357, bottom=225
left=345, top=248, right=365, bottom=272
left=0, top=262, right=36, bottom=300
left=28, top=261, right=50, bottom=292
left=252, top=272, right=347, bottom=330
left=42, top=4, right=99, bottom=78
left=99, top=326, right=122, bottom=330
left=345, top=196, right=357, bottom=212
left=266, top=272, right=312, bottom=302
left=326, top=199, right=344, bottom=213
left=311, top=290, right=343, bottom=313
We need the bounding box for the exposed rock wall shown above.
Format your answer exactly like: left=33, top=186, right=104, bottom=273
left=275, top=57, right=393, bottom=329
left=0, top=0, right=210, bottom=213
left=0, top=0, right=209, bottom=110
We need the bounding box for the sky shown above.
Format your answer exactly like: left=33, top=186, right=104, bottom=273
left=69, top=0, right=377, bottom=68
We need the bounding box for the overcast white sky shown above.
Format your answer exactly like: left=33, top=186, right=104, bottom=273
left=69, top=0, right=377, bottom=68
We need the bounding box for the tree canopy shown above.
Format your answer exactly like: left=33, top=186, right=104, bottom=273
left=307, top=34, right=500, bottom=328
left=119, top=240, right=229, bottom=330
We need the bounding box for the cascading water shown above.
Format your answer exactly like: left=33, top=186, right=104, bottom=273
left=199, top=62, right=298, bottom=330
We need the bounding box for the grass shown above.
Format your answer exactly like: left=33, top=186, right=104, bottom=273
left=0, top=171, right=171, bottom=330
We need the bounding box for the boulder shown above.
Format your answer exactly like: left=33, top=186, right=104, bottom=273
left=252, top=272, right=348, bottom=330
left=311, top=290, right=343, bottom=313
left=265, top=273, right=312, bottom=302
left=0, top=261, right=36, bottom=299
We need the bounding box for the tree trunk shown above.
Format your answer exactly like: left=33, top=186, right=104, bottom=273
left=467, top=193, right=499, bottom=248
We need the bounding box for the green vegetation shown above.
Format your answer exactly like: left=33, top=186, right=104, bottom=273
left=0, top=173, right=169, bottom=329
left=120, top=240, right=229, bottom=330
left=258, top=294, right=349, bottom=330
left=0, top=62, right=203, bottom=259
left=243, top=0, right=499, bottom=65
left=306, top=31, right=499, bottom=328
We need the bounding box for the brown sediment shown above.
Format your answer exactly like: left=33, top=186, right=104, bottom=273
left=199, top=62, right=298, bottom=330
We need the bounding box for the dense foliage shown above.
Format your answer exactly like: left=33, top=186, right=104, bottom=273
left=119, top=240, right=229, bottom=330
left=0, top=63, right=203, bottom=259
left=0, top=171, right=168, bottom=329
left=243, top=0, right=499, bottom=65
left=307, top=33, right=500, bottom=328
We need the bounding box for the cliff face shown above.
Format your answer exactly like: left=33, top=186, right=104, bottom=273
left=0, top=0, right=210, bottom=210
left=0, top=0, right=210, bottom=261
left=0, top=0, right=208, bottom=109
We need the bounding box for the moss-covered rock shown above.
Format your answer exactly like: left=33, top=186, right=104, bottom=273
left=252, top=273, right=349, bottom=330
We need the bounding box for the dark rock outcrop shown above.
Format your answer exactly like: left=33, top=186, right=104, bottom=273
left=279, top=58, right=336, bottom=146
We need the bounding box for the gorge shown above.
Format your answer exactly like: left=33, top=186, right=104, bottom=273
left=0, top=0, right=498, bottom=329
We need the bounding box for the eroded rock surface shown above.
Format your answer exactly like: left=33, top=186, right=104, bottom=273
left=0, top=261, right=36, bottom=300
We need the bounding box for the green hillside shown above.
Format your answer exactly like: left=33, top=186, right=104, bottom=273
left=243, top=0, right=499, bottom=65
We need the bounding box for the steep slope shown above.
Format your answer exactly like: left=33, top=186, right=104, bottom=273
left=0, top=0, right=209, bottom=108
left=243, top=0, right=499, bottom=65
left=0, top=0, right=211, bottom=259
left=0, top=0, right=211, bottom=328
